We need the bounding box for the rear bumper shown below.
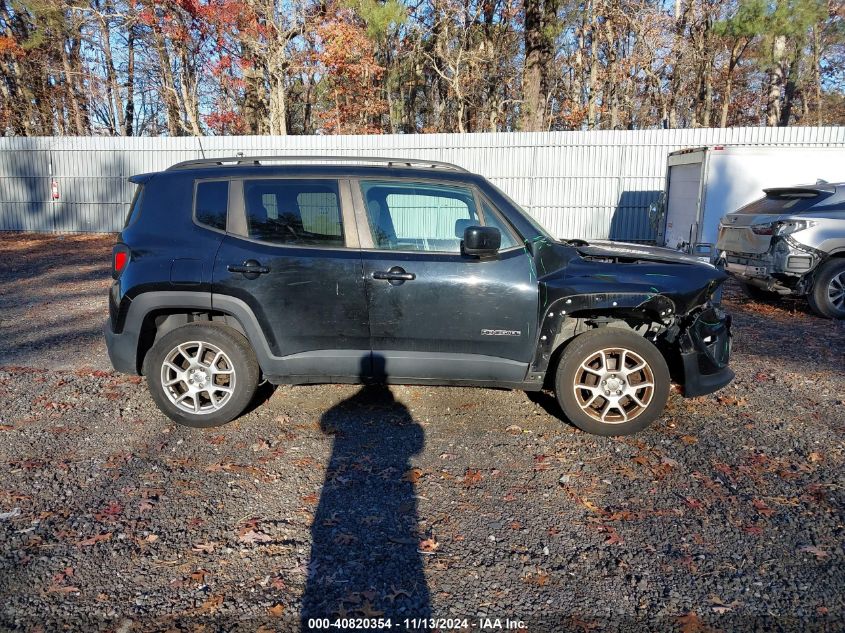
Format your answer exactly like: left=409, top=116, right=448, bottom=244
left=679, top=305, right=734, bottom=398
left=721, top=236, right=823, bottom=295
left=103, top=319, right=140, bottom=375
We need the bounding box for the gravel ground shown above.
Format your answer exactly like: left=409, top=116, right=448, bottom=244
left=0, top=232, right=843, bottom=632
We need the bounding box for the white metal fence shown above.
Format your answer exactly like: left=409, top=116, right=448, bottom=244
left=1, top=127, right=844, bottom=241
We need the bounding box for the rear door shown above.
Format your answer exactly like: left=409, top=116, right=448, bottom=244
left=212, top=177, right=370, bottom=378
left=354, top=178, right=537, bottom=384
left=663, top=160, right=704, bottom=251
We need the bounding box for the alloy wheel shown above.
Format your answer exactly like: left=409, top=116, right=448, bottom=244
left=572, top=347, right=655, bottom=424
left=160, top=341, right=236, bottom=414
left=828, top=271, right=845, bottom=311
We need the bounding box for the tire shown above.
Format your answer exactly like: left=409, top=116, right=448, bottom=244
left=144, top=323, right=260, bottom=428
left=739, top=281, right=778, bottom=302
left=807, top=258, right=845, bottom=319
left=554, top=328, right=671, bottom=436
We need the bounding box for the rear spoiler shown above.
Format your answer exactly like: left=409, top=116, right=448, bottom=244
left=762, top=185, right=835, bottom=198
left=128, top=172, right=158, bottom=185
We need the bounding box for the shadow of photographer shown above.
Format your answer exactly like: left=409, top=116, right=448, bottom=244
left=301, top=355, right=431, bottom=629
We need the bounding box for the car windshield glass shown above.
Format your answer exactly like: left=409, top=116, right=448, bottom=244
left=487, top=182, right=553, bottom=240
left=734, top=191, right=828, bottom=215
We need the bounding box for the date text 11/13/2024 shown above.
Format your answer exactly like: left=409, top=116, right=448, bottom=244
left=306, top=617, right=527, bottom=630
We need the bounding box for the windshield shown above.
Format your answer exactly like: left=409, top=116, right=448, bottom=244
left=734, top=191, right=829, bottom=215
left=488, top=182, right=554, bottom=240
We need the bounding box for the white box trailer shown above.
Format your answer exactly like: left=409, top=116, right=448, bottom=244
left=655, top=145, right=845, bottom=259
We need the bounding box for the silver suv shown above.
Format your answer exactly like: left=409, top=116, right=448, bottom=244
left=717, top=183, right=845, bottom=319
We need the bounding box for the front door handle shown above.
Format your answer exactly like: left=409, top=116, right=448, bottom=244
left=372, top=266, right=416, bottom=285
left=227, top=259, right=270, bottom=279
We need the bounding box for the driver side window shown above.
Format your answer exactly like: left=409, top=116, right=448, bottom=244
left=243, top=179, right=343, bottom=247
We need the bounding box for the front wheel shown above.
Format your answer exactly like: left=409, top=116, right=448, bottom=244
left=554, top=328, right=671, bottom=436
left=807, top=258, right=845, bottom=319
left=144, top=323, right=260, bottom=428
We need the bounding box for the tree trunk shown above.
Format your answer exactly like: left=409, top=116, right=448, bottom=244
left=586, top=0, right=599, bottom=129
left=766, top=34, right=786, bottom=127
left=124, top=20, right=135, bottom=136
left=521, top=0, right=545, bottom=131
left=779, top=48, right=800, bottom=126
left=719, top=40, right=742, bottom=128
left=149, top=11, right=182, bottom=136
left=267, top=35, right=288, bottom=135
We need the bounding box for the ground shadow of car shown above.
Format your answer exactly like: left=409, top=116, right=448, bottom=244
left=300, top=356, right=431, bottom=628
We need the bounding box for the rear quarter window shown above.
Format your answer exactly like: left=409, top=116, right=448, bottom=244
left=195, top=180, right=229, bottom=231
left=124, top=185, right=144, bottom=228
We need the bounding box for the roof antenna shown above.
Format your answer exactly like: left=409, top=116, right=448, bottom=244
left=196, top=136, right=207, bottom=159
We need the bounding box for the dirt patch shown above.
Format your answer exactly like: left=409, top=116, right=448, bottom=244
left=0, top=232, right=115, bottom=370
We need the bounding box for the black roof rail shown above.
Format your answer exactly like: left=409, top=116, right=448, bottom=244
left=166, top=155, right=469, bottom=173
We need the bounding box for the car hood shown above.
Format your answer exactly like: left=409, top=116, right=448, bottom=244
left=572, top=240, right=714, bottom=267
left=531, top=238, right=727, bottom=318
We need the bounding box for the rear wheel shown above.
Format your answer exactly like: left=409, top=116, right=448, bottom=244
left=145, top=323, right=260, bottom=427
left=808, top=258, right=845, bottom=319
left=554, top=328, right=670, bottom=436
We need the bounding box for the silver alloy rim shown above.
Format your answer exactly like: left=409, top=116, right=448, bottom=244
left=828, top=272, right=845, bottom=311
left=161, top=341, right=236, bottom=414
left=573, top=347, right=655, bottom=424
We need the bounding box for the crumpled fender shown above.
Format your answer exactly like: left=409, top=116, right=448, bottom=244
left=528, top=292, right=676, bottom=376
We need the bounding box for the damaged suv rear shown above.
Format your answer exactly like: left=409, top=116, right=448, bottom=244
left=717, top=183, right=845, bottom=318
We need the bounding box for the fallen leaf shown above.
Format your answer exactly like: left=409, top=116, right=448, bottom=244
left=78, top=532, right=112, bottom=547
left=680, top=435, right=698, bottom=445
left=675, top=611, right=706, bottom=633
left=268, top=603, right=286, bottom=617
left=198, top=595, right=224, bottom=614
left=418, top=537, right=439, bottom=552
left=359, top=600, right=384, bottom=617
left=334, top=533, right=358, bottom=545
left=239, top=529, right=272, bottom=545
left=402, top=467, right=422, bottom=483
left=808, top=452, right=824, bottom=463
left=189, top=569, right=208, bottom=583
left=46, top=584, right=80, bottom=594
left=751, top=499, right=775, bottom=517
left=192, top=542, right=215, bottom=553
left=799, top=545, right=829, bottom=559
left=463, top=469, right=483, bottom=486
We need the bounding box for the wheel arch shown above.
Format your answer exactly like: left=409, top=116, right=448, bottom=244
left=531, top=292, right=676, bottom=386
left=125, top=291, right=271, bottom=375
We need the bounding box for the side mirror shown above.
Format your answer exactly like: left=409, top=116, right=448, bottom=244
left=462, top=225, right=501, bottom=258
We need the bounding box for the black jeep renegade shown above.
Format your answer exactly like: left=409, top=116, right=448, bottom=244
left=104, top=156, right=733, bottom=436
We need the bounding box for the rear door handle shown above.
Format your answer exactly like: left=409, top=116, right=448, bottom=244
left=227, top=259, right=270, bottom=278
left=372, top=266, right=416, bottom=285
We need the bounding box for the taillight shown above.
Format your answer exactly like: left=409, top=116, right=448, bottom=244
left=112, top=246, right=130, bottom=279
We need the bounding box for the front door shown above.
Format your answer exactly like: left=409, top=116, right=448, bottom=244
left=355, top=179, right=538, bottom=384
left=213, top=177, right=370, bottom=378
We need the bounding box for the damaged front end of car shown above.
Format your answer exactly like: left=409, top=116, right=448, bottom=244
left=528, top=239, right=735, bottom=398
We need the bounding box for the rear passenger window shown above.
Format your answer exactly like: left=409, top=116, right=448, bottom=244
left=195, top=181, right=229, bottom=231
left=243, top=179, right=343, bottom=247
